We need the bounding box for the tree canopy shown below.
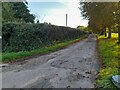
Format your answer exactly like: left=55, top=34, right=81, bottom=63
left=80, top=1, right=120, bottom=42
left=2, top=1, right=35, bottom=23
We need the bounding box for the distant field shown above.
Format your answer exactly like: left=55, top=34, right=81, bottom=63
left=108, top=33, right=118, bottom=38
left=97, top=33, right=120, bottom=89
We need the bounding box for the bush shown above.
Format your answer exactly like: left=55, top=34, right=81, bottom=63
left=2, top=22, right=86, bottom=52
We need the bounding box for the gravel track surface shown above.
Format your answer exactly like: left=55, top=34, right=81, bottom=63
left=2, top=34, right=100, bottom=88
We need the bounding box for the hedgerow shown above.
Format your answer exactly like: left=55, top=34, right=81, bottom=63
left=2, top=22, right=86, bottom=52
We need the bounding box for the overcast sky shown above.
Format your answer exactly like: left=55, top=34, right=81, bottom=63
left=27, top=0, right=88, bottom=28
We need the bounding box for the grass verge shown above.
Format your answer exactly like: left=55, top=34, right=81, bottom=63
left=97, top=34, right=120, bottom=89
left=1, top=36, right=86, bottom=63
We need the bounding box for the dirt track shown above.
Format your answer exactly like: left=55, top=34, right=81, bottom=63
left=2, top=34, right=100, bottom=88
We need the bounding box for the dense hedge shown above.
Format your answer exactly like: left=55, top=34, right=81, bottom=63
left=2, top=22, right=86, bottom=52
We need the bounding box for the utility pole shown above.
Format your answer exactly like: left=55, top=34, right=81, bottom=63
left=66, top=14, right=67, bottom=27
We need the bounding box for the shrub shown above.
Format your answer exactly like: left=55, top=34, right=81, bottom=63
left=2, top=22, right=86, bottom=52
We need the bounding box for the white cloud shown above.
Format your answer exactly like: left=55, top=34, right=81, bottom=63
left=28, top=0, right=88, bottom=28
left=43, top=1, right=88, bottom=28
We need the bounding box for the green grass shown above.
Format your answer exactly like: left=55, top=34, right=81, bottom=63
left=97, top=33, right=120, bottom=89
left=1, top=36, right=86, bottom=63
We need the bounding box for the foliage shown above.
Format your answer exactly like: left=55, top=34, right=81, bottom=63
left=97, top=33, right=120, bottom=89
left=80, top=2, right=119, bottom=38
left=77, top=26, right=88, bottom=32
left=114, top=2, right=120, bottom=26
left=2, top=2, right=35, bottom=23
left=114, top=2, right=120, bottom=42
left=2, top=22, right=86, bottom=52
left=2, top=2, right=15, bottom=22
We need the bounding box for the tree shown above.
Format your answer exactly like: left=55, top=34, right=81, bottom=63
left=77, top=25, right=89, bottom=33
left=2, top=2, right=15, bottom=22
left=2, top=1, right=35, bottom=23
left=114, top=2, right=120, bottom=43
left=0, top=2, right=2, bottom=37
left=79, top=2, right=106, bottom=34
left=37, top=20, right=40, bottom=23
left=80, top=2, right=117, bottom=38
left=12, top=2, right=35, bottom=23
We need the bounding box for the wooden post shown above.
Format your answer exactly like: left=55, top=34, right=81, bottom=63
left=66, top=14, right=67, bottom=27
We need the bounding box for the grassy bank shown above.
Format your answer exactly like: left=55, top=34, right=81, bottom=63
left=2, top=36, right=86, bottom=63
left=97, top=33, right=120, bottom=89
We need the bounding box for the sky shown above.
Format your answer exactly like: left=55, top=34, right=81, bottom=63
left=27, top=0, right=88, bottom=28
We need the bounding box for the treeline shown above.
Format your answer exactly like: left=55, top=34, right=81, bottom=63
left=80, top=2, right=120, bottom=42
left=2, top=1, right=86, bottom=52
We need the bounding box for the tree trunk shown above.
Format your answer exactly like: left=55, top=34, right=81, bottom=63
left=118, top=26, right=120, bottom=43
left=108, top=27, right=111, bottom=38
left=104, top=27, right=107, bottom=37
left=101, top=31, right=104, bottom=35
left=118, top=31, right=120, bottom=43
